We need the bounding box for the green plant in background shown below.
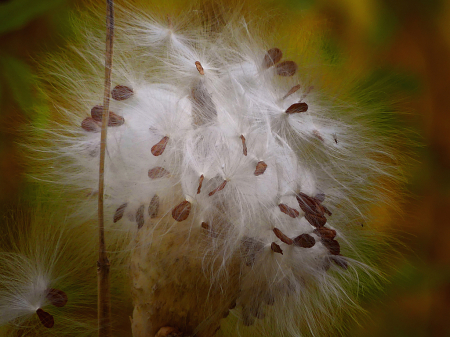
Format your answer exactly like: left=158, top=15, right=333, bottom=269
left=0, top=0, right=419, bottom=336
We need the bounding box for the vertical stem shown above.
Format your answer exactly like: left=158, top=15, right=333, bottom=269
left=98, top=1, right=114, bottom=336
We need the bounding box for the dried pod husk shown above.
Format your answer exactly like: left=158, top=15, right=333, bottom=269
left=111, top=85, right=134, bottom=100
left=172, top=200, right=191, bottom=222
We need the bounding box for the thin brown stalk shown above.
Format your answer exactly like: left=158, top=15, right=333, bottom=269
left=98, top=1, right=114, bottom=336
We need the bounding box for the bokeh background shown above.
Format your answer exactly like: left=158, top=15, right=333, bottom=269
left=1, top=0, right=449, bottom=336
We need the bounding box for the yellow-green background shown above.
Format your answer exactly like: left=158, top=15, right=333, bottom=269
left=1, top=0, right=449, bottom=336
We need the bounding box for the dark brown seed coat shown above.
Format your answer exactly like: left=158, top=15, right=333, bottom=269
left=46, top=288, right=68, bottom=307
left=151, top=136, right=169, bottom=156
left=208, top=180, right=227, bottom=196
left=293, top=234, right=315, bottom=248
left=285, top=102, right=308, bottom=114
left=36, top=308, right=54, bottom=328
left=111, top=85, right=134, bottom=101
left=276, top=61, right=298, bottom=77
left=113, top=203, right=128, bottom=223
left=172, top=200, right=192, bottom=222
left=278, top=204, right=299, bottom=218
left=148, top=195, right=159, bottom=218
left=273, top=227, right=293, bottom=245
left=254, top=161, right=267, bottom=176
left=136, top=205, right=145, bottom=229
left=262, top=48, right=283, bottom=68
left=271, top=242, right=283, bottom=254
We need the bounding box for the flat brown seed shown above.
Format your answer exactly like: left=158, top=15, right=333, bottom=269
left=254, top=161, right=267, bottom=176
left=90, top=105, right=125, bottom=126
left=271, top=242, right=283, bottom=254
left=313, top=227, right=336, bottom=240
left=148, top=195, right=159, bottom=218
left=111, top=85, right=134, bottom=101
left=330, top=255, right=348, bottom=269
left=285, top=102, right=308, bottom=114
left=201, top=222, right=210, bottom=230
left=282, top=84, right=301, bottom=100
left=313, top=130, right=324, bottom=142
left=273, top=227, right=293, bottom=245
left=148, top=167, right=170, bottom=179
left=46, top=288, right=68, bottom=308
left=197, top=175, right=204, bottom=194
left=172, top=200, right=191, bottom=222
left=81, top=117, right=101, bottom=132
left=113, top=203, right=127, bottom=223
left=151, top=136, right=169, bottom=156
left=262, top=47, right=283, bottom=68
left=276, top=61, right=298, bottom=77
left=240, top=135, right=247, bottom=156
left=305, top=213, right=327, bottom=228
left=278, top=204, right=299, bottom=218
left=322, top=238, right=340, bottom=255
left=136, top=205, right=145, bottom=229
left=296, top=193, right=321, bottom=215
left=293, top=233, right=315, bottom=248
left=36, top=308, right=54, bottom=328
left=208, top=180, right=227, bottom=196
left=195, top=61, right=205, bottom=75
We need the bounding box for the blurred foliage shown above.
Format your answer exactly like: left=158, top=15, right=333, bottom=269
left=1, top=0, right=450, bottom=336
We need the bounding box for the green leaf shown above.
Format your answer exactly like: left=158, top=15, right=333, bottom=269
left=0, top=0, right=68, bottom=35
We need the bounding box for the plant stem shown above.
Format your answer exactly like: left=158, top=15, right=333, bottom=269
left=98, top=1, right=114, bottom=336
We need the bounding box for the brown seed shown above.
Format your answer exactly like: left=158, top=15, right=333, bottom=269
left=151, top=136, right=169, bottom=156
left=81, top=117, right=101, bottom=132
left=271, top=242, right=283, bottom=254
left=296, top=192, right=321, bottom=215
left=285, top=102, right=308, bottom=114
left=148, top=167, right=170, bottom=179
left=313, top=130, right=324, bottom=142
left=282, top=84, right=301, bottom=100
left=195, top=61, right=205, bottom=75
left=36, top=308, right=54, bottom=328
left=304, top=213, right=327, bottom=228
left=273, top=227, right=293, bottom=245
left=90, top=105, right=125, bottom=126
left=46, top=288, right=68, bottom=307
left=313, top=227, right=336, bottom=240
left=293, top=233, right=315, bottom=248
left=197, top=175, right=204, bottom=194
left=254, top=161, right=267, bottom=176
left=322, top=238, right=340, bottom=255
left=276, top=61, right=298, bottom=77
left=318, top=203, right=332, bottom=216
left=262, top=47, right=283, bottom=68
left=136, top=205, right=145, bottom=229
left=208, top=180, right=227, bottom=196
left=148, top=195, right=159, bottom=218
left=240, top=135, right=247, bottom=156
left=113, top=203, right=127, bottom=223
left=330, top=255, right=348, bottom=269
left=172, top=200, right=191, bottom=222
left=278, top=204, right=299, bottom=218
left=111, top=85, right=134, bottom=101
left=201, top=222, right=210, bottom=230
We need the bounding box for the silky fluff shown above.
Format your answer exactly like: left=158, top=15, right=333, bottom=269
left=22, top=1, right=405, bottom=336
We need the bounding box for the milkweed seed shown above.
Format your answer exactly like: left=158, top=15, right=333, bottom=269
left=113, top=203, right=127, bottom=223
left=313, top=130, right=324, bottom=142
left=136, top=205, right=145, bottom=229
left=296, top=192, right=320, bottom=214
left=208, top=180, right=227, bottom=196
left=305, top=213, right=327, bottom=228
left=240, top=135, right=247, bottom=156
left=285, top=102, right=308, bottom=114
left=271, top=242, right=283, bottom=254
left=313, top=227, right=336, bottom=240
left=201, top=222, right=210, bottom=230
left=151, top=136, right=169, bottom=156
left=148, top=195, right=159, bottom=218
left=278, top=204, right=299, bottom=218
left=330, top=255, right=348, bottom=269
left=197, top=175, right=204, bottom=194
left=90, top=105, right=125, bottom=126
left=111, top=85, right=134, bottom=101
left=293, top=234, right=315, bottom=248
left=36, top=308, right=54, bottom=328
left=282, top=84, right=301, bottom=100
left=322, top=238, right=340, bottom=255
left=273, top=227, right=293, bottom=245
left=195, top=61, right=205, bottom=75
left=262, top=47, right=283, bottom=68
left=276, top=61, right=298, bottom=77
left=46, top=288, right=68, bottom=307
left=254, top=161, right=267, bottom=176
left=81, top=117, right=101, bottom=132
left=172, top=200, right=192, bottom=222
left=148, top=167, right=170, bottom=179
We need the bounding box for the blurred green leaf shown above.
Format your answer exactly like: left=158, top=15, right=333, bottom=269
left=0, top=0, right=67, bottom=35
left=0, top=55, right=34, bottom=115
